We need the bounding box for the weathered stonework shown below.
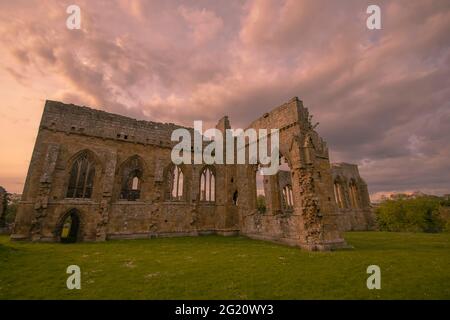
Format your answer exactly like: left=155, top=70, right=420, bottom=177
left=12, top=97, right=371, bottom=250
left=331, top=163, right=375, bottom=231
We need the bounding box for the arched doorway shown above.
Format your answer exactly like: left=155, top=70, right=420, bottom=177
left=58, top=209, right=81, bottom=243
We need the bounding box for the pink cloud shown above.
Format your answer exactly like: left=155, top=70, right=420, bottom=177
left=178, top=6, right=224, bottom=45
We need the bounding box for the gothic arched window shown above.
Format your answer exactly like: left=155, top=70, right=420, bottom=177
left=120, top=156, right=143, bottom=201
left=349, top=179, right=360, bottom=209
left=334, top=178, right=349, bottom=209
left=168, top=165, right=184, bottom=201
left=255, top=164, right=266, bottom=212
left=200, top=167, right=215, bottom=202
left=66, top=152, right=95, bottom=199
left=282, top=185, right=294, bottom=210
left=334, top=180, right=343, bottom=209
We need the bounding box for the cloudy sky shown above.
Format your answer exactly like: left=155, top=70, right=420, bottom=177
left=0, top=0, right=449, bottom=200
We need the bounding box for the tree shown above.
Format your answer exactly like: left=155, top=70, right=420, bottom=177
left=375, top=195, right=445, bottom=233
left=4, top=193, right=19, bottom=225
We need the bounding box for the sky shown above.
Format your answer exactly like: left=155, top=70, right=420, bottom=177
left=0, top=0, right=449, bottom=200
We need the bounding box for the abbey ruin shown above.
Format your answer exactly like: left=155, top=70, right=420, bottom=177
left=11, top=98, right=374, bottom=250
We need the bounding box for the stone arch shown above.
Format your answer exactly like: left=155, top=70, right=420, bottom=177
left=118, top=155, right=146, bottom=201
left=348, top=178, right=360, bottom=209
left=199, top=165, right=216, bottom=202
left=333, top=176, right=348, bottom=209
left=65, top=149, right=100, bottom=199
left=282, top=184, right=294, bottom=211
left=66, top=149, right=103, bottom=170
left=55, top=208, right=82, bottom=243
left=254, top=163, right=267, bottom=213
left=277, top=153, right=295, bottom=213
left=164, top=163, right=187, bottom=201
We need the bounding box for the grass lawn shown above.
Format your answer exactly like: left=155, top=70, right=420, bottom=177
left=0, top=232, right=449, bottom=300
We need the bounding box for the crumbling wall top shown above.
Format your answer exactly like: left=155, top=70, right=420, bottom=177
left=40, top=100, right=194, bottom=147
left=245, top=97, right=310, bottom=131
left=331, top=163, right=363, bottom=181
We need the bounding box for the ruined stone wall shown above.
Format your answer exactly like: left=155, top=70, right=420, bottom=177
left=239, top=97, right=346, bottom=250
left=12, top=101, right=239, bottom=242
left=331, top=163, right=375, bottom=231
left=13, top=98, right=353, bottom=251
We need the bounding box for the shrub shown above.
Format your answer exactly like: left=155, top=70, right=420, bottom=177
left=375, top=196, right=445, bottom=233
left=257, top=195, right=266, bottom=213
left=438, top=206, right=450, bottom=232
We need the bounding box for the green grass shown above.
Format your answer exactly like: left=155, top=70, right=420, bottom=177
left=0, top=232, right=449, bottom=299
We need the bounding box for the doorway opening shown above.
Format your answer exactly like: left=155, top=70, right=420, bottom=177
left=59, top=210, right=80, bottom=243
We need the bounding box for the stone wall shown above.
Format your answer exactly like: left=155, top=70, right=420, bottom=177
left=331, top=163, right=375, bottom=231
left=12, top=98, right=361, bottom=250
left=240, top=98, right=346, bottom=250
